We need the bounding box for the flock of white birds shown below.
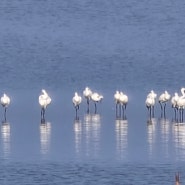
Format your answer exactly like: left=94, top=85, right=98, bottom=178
left=0, top=87, right=185, bottom=121
left=145, top=88, right=185, bottom=121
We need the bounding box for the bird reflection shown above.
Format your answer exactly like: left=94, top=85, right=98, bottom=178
left=40, top=121, right=51, bottom=156
left=147, top=118, right=157, bottom=159
left=1, top=122, right=10, bottom=159
left=115, top=118, right=128, bottom=160
left=73, top=119, right=82, bottom=156
left=172, top=122, right=185, bottom=161
left=83, top=113, right=101, bottom=158
left=159, top=118, right=170, bottom=159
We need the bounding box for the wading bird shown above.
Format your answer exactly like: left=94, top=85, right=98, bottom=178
left=145, top=95, right=156, bottom=119
left=39, top=89, right=51, bottom=120
left=119, top=92, right=128, bottom=119
left=114, top=91, right=121, bottom=118
left=146, top=90, right=157, bottom=118
left=158, top=91, right=171, bottom=117
left=83, top=87, right=92, bottom=113
left=177, top=88, right=185, bottom=122
left=171, top=92, right=179, bottom=120
left=0, top=93, right=10, bottom=122
left=91, top=92, right=103, bottom=114
left=72, top=92, right=82, bottom=120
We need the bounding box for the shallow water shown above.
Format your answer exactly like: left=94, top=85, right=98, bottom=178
left=0, top=0, right=185, bottom=184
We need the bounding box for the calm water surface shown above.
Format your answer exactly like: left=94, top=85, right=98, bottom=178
left=0, top=0, right=185, bottom=184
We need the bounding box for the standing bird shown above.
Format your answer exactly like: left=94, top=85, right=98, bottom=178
left=114, top=91, right=121, bottom=118
left=146, top=90, right=157, bottom=117
left=145, top=95, right=156, bottom=119
left=39, top=89, right=51, bottom=120
left=171, top=92, right=179, bottom=121
left=72, top=92, right=82, bottom=120
left=83, top=87, right=92, bottom=113
left=158, top=91, right=171, bottom=118
left=91, top=92, right=103, bottom=114
left=119, top=92, right=128, bottom=119
left=176, top=88, right=185, bottom=122
left=0, top=93, right=10, bottom=122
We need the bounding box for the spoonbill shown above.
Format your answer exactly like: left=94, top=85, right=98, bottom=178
left=114, top=91, right=120, bottom=117
left=145, top=95, right=156, bottom=119
left=171, top=92, right=179, bottom=120
left=83, top=87, right=92, bottom=113
left=158, top=91, right=171, bottom=117
left=91, top=92, right=103, bottom=114
left=119, top=92, right=128, bottom=119
left=176, top=88, right=185, bottom=122
left=146, top=90, right=157, bottom=117
left=0, top=93, right=10, bottom=122
left=39, top=89, right=51, bottom=120
left=72, top=92, right=82, bottom=119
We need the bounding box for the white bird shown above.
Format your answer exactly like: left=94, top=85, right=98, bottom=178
left=83, top=87, right=92, bottom=113
left=114, top=91, right=121, bottom=117
left=146, top=90, right=157, bottom=118
left=145, top=95, right=156, bottom=118
left=171, top=92, right=179, bottom=120
left=119, top=92, right=128, bottom=119
left=91, top=92, right=103, bottom=113
left=158, top=91, right=171, bottom=117
left=39, top=89, right=51, bottom=120
left=72, top=92, right=82, bottom=119
left=0, top=93, right=10, bottom=122
left=176, top=88, right=185, bottom=122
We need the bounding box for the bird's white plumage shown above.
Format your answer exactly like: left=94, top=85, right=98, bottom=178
left=159, top=91, right=171, bottom=103
left=72, top=92, right=82, bottom=107
left=145, top=96, right=155, bottom=107
left=114, top=91, right=120, bottom=104
left=119, top=92, right=128, bottom=106
left=83, top=87, right=92, bottom=100
left=39, top=89, right=51, bottom=109
left=177, top=88, right=185, bottom=110
left=171, top=92, right=179, bottom=108
left=147, top=90, right=157, bottom=99
left=1, top=93, right=10, bottom=108
left=91, top=92, right=103, bottom=102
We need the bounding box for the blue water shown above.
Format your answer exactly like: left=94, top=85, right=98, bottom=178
left=0, top=0, right=185, bottom=184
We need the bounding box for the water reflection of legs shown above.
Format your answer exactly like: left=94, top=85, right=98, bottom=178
left=115, top=119, right=128, bottom=160
left=1, top=122, right=10, bottom=159
left=40, top=121, right=51, bottom=156
left=147, top=118, right=156, bottom=159
left=74, top=119, right=82, bottom=157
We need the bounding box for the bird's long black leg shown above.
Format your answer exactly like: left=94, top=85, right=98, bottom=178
left=124, top=104, right=127, bottom=120
left=119, top=104, right=121, bottom=118
left=152, top=106, right=154, bottom=118
left=147, top=106, right=151, bottom=119
left=4, top=107, right=7, bottom=122
left=116, top=103, right=118, bottom=118
left=159, top=102, right=163, bottom=118
left=179, top=109, right=181, bottom=123
left=87, top=99, right=90, bottom=113
left=122, top=105, right=124, bottom=120
left=149, top=107, right=152, bottom=119
left=95, top=103, right=97, bottom=114
left=164, top=103, right=166, bottom=118
left=75, top=107, right=78, bottom=120
left=182, top=109, right=184, bottom=122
